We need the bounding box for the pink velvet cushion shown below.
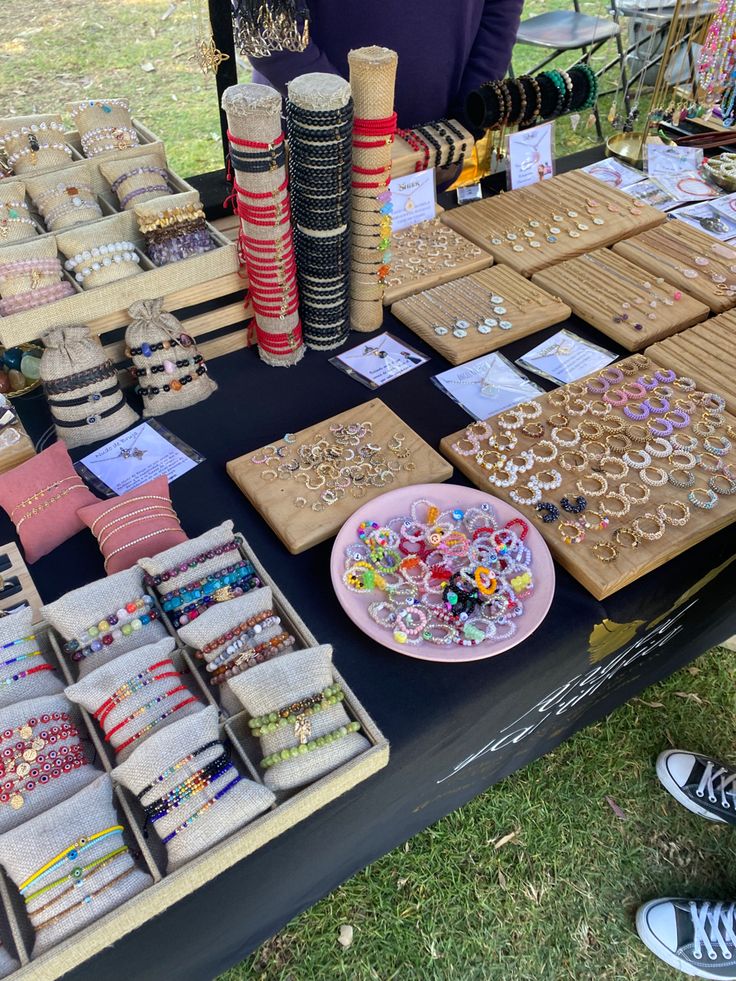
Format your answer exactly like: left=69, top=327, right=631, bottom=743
left=0, top=441, right=98, bottom=563
left=77, top=475, right=187, bottom=574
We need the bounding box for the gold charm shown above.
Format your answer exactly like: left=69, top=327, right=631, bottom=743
left=19, top=725, right=32, bottom=739
left=294, top=713, right=311, bottom=745
left=10, top=794, right=23, bottom=810
left=196, top=36, right=230, bottom=75
left=32, top=737, right=45, bottom=751
left=23, top=748, right=37, bottom=762
left=16, top=762, right=31, bottom=778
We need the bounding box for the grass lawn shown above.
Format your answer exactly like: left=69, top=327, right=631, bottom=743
left=2, top=5, right=727, bottom=979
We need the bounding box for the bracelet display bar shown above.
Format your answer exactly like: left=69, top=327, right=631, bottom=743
left=531, top=248, right=710, bottom=351
left=440, top=354, right=736, bottom=600
left=439, top=170, right=665, bottom=277
left=645, top=312, right=736, bottom=413
left=391, top=264, right=571, bottom=366
left=227, top=398, right=453, bottom=554
left=612, top=221, right=736, bottom=314
left=0, top=543, right=42, bottom=617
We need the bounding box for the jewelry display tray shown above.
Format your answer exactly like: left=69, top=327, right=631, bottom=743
left=439, top=170, right=666, bottom=278
left=391, top=264, right=572, bottom=366
left=531, top=248, right=710, bottom=352
left=226, top=397, right=454, bottom=555
left=0, top=533, right=388, bottom=981
left=440, top=354, right=736, bottom=601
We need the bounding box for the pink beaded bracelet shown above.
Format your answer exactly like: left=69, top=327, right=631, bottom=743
left=0, top=281, right=74, bottom=316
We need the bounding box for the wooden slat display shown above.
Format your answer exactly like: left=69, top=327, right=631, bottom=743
left=531, top=248, right=710, bottom=351
left=391, top=264, right=572, bottom=366
left=227, top=398, right=453, bottom=554
left=646, top=311, right=736, bottom=413
left=440, top=354, right=736, bottom=600
left=613, top=221, right=736, bottom=314
left=439, top=170, right=665, bottom=277
left=0, top=542, right=43, bottom=616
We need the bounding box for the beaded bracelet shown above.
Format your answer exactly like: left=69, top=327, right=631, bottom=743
left=160, top=560, right=255, bottom=611
left=105, top=682, right=190, bottom=741
left=0, top=281, right=75, bottom=316
left=0, top=663, right=55, bottom=691
left=210, top=631, right=295, bottom=684
left=24, top=844, right=129, bottom=907
left=170, top=572, right=263, bottom=628
left=94, top=658, right=180, bottom=725
left=121, top=183, right=170, bottom=209
left=261, top=721, right=361, bottom=769
left=146, top=755, right=233, bottom=821
left=114, top=694, right=200, bottom=754
left=63, top=595, right=156, bottom=656
left=199, top=609, right=280, bottom=660
left=34, top=866, right=138, bottom=933
left=136, top=739, right=221, bottom=799
left=161, top=773, right=243, bottom=844
left=19, top=826, right=125, bottom=893
left=249, top=684, right=344, bottom=738
left=135, top=363, right=209, bottom=397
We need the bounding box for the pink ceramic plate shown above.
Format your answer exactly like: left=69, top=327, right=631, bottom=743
left=330, top=483, right=555, bottom=663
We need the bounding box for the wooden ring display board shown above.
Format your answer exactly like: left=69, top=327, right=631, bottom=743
left=531, top=248, right=710, bottom=351
left=382, top=217, right=493, bottom=306
left=438, top=170, right=665, bottom=278
left=391, top=264, right=572, bottom=366
left=227, top=398, right=453, bottom=554
left=612, top=221, right=736, bottom=314
left=440, top=354, right=736, bottom=600
left=646, top=311, right=736, bottom=414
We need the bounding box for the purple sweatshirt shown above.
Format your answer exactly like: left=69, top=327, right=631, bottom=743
left=248, top=0, right=524, bottom=127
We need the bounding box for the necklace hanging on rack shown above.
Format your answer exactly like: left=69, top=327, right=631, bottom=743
left=188, top=0, right=230, bottom=75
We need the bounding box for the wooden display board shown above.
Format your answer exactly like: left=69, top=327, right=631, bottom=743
left=613, top=221, right=736, bottom=314
left=383, top=218, right=494, bottom=306
left=439, top=170, right=665, bottom=277
left=531, top=248, right=710, bottom=351
left=391, top=264, right=572, bottom=366
left=0, top=414, right=34, bottom=475
left=646, top=311, right=736, bottom=413
left=227, top=399, right=453, bottom=554
left=440, top=354, right=736, bottom=601
left=0, top=543, right=43, bottom=617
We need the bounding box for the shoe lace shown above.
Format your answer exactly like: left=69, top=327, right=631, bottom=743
left=696, top=761, right=736, bottom=809
left=690, top=901, right=736, bottom=961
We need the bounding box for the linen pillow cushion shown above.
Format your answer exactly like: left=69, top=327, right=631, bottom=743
left=0, top=606, right=64, bottom=709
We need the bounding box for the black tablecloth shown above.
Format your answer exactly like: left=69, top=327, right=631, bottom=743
left=7, top=298, right=736, bottom=980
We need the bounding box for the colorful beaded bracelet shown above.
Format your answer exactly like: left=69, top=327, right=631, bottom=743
left=34, top=866, right=138, bottom=933
left=104, top=682, right=189, bottom=741
left=24, top=845, right=129, bottom=906
left=19, top=826, right=124, bottom=893
left=94, top=659, right=179, bottom=725
left=204, top=615, right=281, bottom=668
left=144, top=539, right=239, bottom=587
left=261, top=721, right=361, bottom=769
left=248, top=684, right=344, bottom=737
left=115, top=694, right=200, bottom=754
left=161, top=773, right=243, bottom=844
left=147, top=755, right=233, bottom=821
left=160, top=560, right=254, bottom=611
left=170, top=571, right=262, bottom=628
left=137, top=739, right=222, bottom=800
left=63, top=595, right=156, bottom=658
left=210, top=632, right=295, bottom=684
left=198, top=610, right=277, bottom=659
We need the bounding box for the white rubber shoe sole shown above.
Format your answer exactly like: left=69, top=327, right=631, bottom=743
left=656, top=752, right=731, bottom=824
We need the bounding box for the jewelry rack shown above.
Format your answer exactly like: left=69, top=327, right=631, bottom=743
left=531, top=248, right=710, bottom=351
left=613, top=220, right=736, bottom=314
left=0, top=543, right=42, bottom=616
left=391, top=264, right=572, bottom=366
left=226, top=399, right=453, bottom=554
left=646, top=311, right=736, bottom=413
left=439, top=170, right=665, bottom=277
left=440, top=354, right=736, bottom=600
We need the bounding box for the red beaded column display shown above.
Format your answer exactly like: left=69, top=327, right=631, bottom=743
left=348, top=46, right=398, bottom=332
left=222, top=83, right=305, bottom=368
left=286, top=73, right=353, bottom=351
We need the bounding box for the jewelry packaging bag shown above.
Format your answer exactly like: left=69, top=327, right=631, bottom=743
left=42, top=566, right=169, bottom=679
left=0, top=609, right=64, bottom=710
left=138, top=520, right=239, bottom=596
left=0, top=114, right=73, bottom=176
left=65, top=638, right=203, bottom=763
left=0, top=181, right=39, bottom=245
left=99, top=151, right=172, bottom=212
left=56, top=218, right=143, bottom=291
left=227, top=645, right=369, bottom=792
left=0, top=774, right=152, bottom=957
left=125, top=298, right=217, bottom=417
left=40, top=324, right=138, bottom=449
left=134, top=190, right=214, bottom=266
left=68, top=100, right=140, bottom=159
left=113, top=705, right=275, bottom=871
left=0, top=693, right=99, bottom=834
left=25, top=162, right=103, bottom=232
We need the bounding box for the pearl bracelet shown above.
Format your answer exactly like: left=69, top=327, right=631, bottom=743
left=81, top=126, right=139, bottom=156
left=6, top=142, right=73, bottom=168
left=64, top=242, right=139, bottom=282
left=0, top=120, right=66, bottom=149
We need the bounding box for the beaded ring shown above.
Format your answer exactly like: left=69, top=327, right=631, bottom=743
left=577, top=473, right=608, bottom=497
left=656, top=501, right=690, bottom=526
left=614, top=527, right=641, bottom=548
left=688, top=487, right=719, bottom=509
left=601, top=492, right=630, bottom=517
left=633, top=513, right=666, bottom=540
left=593, top=542, right=617, bottom=562
left=558, top=521, right=585, bottom=545
left=709, top=473, right=736, bottom=496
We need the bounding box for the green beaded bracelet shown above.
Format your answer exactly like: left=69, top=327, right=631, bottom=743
left=260, top=720, right=361, bottom=769
left=248, top=684, right=343, bottom=734
left=574, top=62, right=598, bottom=110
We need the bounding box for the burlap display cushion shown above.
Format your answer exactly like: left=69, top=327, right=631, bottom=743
left=25, top=162, right=103, bottom=232
left=65, top=638, right=203, bottom=763
left=40, top=325, right=138, bottom=449
left=68, top=100, right=139, bottom=158
left=113, top=704, right=274, bottom=871
left=139, top=520, right=237, bottom=597
left=227, top=645, right=369, bottom=792
left=0, top=235, right=62, bottom=299
left=0, top=180, right=39, bottom=244
left=99, top=151, right=171, bottom=211
left=0, top=692, right=99, bottom=834
left=0, top=608, right=64, bottom=709
left=41, top=566, right=169, bottom=679
left=125, top=297, right=217, bottom=417
left=0, top=945, right=18, bottom=979
left=56, top=220, right=142, bottom=291
left=0, top=773, right=152, bottom=957
left=0, top=114, right=73, bottom=175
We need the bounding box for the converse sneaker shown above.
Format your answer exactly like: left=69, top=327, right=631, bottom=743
left=637, top=899, right=736, bottom=979
left=657, top=751, right=736, bottom=826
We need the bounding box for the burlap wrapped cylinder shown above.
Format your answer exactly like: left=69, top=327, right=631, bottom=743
left=113, top=704, right=275, bottom=871
left=40, top=325, right=138, bottom=448
left=0, top=773, right=152, bottom=957
left=348, top=46, right=398, bottom=332
left=125, top=298, right=217, bottom=417
left=0, top=608, right=64, bottom=708
left=41, top=566, right=168, bottom=678
left=65, top=638, right=203, bottom=763
left=56, top=220, right=142, bottom=291
left=227, top=645, right=369, bottom=791
left=0, top=235, right=62, bottom=299
left=222, top=83, right=305, bottom=368
left=25, top=162, right=103, bottom=232
left=69, top=100, right=139, bottom=158
left=0, top=114, right=73, bottom=175
left=0, top=180, right=39, bottom=244
left=99, top=151, right=171, bottom=211
left=0, top=692, right=99, bottom=834
left=139, top=519, right=238, bottom=597
left=0, top=944, right=18, bottom=979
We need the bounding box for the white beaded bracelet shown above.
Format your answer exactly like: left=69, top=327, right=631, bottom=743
left=64, top=242, right=140, bottom=283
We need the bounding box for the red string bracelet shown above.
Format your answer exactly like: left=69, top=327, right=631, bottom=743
left=114, top=696, right=200, bottom=754
left=352, top=165, right=391, bottom=175
left=353, top=112, right=397, bottom=135
left=233, top=178, right=288, bottom=199
left=227, top=130, right=285, bottom=150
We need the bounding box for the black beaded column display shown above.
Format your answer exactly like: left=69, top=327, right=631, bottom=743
left=286, top=74, right=353, bottom=351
